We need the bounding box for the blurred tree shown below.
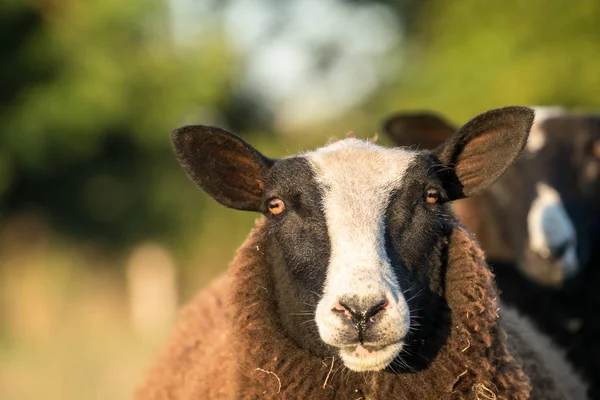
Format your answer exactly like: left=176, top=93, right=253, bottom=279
left=5, top=0, right=600, bottom=253
left=0, top=0, right=258, bottom=249
left=367, top=0, right=600, bottom=122
left=342, top=0, right=423, bottom=32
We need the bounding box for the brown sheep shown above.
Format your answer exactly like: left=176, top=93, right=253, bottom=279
left=136, top=107, right=587, bottom=399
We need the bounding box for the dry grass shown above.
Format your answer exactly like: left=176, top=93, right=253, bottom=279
left=0, top=211, right=245, bottom=400
left=0, top=245, right=169, bottom=400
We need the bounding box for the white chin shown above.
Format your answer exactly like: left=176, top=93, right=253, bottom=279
left=339, top=343, right=404, bottom=372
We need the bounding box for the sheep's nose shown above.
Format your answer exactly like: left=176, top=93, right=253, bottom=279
left=332, top=296, right=389, bottom=343
left=538, top=240, right=571, bottom=261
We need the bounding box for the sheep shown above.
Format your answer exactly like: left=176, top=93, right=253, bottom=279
left=382, top=108, right=600, bottom=398
left=135, top=106, right=587, bottom=399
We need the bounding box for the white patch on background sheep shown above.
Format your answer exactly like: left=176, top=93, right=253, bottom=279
left=527, top=182, right=579, bottom=277
left=307, top=138, right=414, bottom=371
left=526, top=106, right=565, bottom=153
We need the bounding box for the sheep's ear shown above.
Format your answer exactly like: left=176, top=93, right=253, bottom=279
left=434, top=106, right=534, bottom=199
left=171, top=125, right=274, bottom=211
left=382, top=112, right=456, bottom=150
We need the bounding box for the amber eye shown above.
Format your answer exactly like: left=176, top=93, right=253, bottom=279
left=268, top=198, right=286, bottom=215
left=425, top=189, right=440, bottom=204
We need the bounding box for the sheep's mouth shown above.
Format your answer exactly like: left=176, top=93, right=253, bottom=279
left=337, top=341, right=404, bottom=372
left=520, top=248, right=579, bottom=288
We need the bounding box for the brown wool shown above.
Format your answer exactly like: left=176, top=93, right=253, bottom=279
left=135, top=218, right=587, bottom=400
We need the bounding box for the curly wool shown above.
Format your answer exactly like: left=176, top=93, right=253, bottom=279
left=136, top=218, right=584, bottom=399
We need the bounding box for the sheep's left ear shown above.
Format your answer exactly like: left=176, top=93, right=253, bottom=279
left=382, top=111, right=456, bottom=150
left=434, top=106, right=534, bottom=199
left=171, top=125, right=274, bottom=211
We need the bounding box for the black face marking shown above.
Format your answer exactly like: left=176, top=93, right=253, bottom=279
left=382, top=155, right=451, bottom=369
left=261, top=156, right=331, bottom=354
left=263, top=157, right=330, bottom=287
left=385, top=155, right=452, bottom=295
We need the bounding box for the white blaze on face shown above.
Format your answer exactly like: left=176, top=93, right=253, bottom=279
left=527, top=182, right=579, bottom=277
left=306, top=138, right=416, bottom=371
left=526, top=106, right=565, bottom=153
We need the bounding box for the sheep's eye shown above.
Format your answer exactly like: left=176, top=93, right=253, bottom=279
left=268, top=198, right=286, bottom=215
left=424, top=189, right=440, bottom=204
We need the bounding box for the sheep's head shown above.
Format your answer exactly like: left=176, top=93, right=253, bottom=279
left=172, top=107, right=534, bottom=372
left=382, top=108, right=600, bottom=288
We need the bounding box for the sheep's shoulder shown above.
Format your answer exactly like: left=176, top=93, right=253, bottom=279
left=501, top=304, right=588, bottom=400
left=135, top=273, right=236, bottom=399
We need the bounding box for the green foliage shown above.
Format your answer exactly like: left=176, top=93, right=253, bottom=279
left=0, top=0, right=238, bottom=248
left=4, top=0, right=600, bottom=251
left=369, top=0, right=600, bottom=123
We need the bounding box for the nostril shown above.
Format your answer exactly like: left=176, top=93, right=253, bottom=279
left=365, top=299, right=388, bottom=321
left=332, top=298, right=346, bottom=312
left=337, top=300, right=354, bottom=314
left=539, top=240, right=572, bottom=261
left=332, top=296, right=389, bottom=324
left=549, top=241, right=569, bottom=261
left=332, top=299, right=357, bottom=322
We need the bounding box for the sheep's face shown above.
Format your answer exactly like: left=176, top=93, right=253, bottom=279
left=383, top=108, right=600, bottom=288
left=172, top=106, right=535, bottom=373
left=508, top=111, right=600, bottom=287
left=262, top=140, right=451, bottom=372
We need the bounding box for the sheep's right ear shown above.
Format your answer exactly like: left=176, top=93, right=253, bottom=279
left=382, top=112, right=456, bottom=150
left=433, top=106, right=534, bottom=199
left=171, top=125, right=274, bottom=211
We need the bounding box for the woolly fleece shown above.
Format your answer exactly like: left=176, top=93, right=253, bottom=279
left=136, top=218, right=587, bottom=399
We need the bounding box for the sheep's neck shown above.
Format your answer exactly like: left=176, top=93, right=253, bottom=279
left=228, top=218, right=531, bottom=399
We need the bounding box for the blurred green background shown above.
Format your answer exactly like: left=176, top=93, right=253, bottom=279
left=1, top=0, right=600, bottom=398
